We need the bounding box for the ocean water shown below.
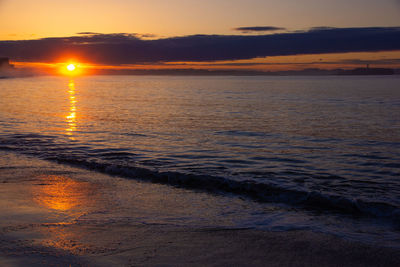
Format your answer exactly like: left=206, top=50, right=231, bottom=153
left=0, top=75, right=399, bottom=246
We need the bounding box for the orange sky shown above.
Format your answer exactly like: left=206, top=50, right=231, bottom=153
left=1, top=0, right=400, bottom=73
left=1, top=0, right=400, bottom=40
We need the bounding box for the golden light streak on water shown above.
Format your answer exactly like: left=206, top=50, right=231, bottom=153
left=66, top=80, right=77, bottom=139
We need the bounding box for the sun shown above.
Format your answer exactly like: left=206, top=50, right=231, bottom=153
left=60, top=61, right=84, bottom=76
left=67, top=64, right=76, bottom=71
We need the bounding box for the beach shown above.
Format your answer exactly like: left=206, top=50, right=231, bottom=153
left=0, top=75, right=399, bottom=266
left=1, top=150, right=399, bottom=267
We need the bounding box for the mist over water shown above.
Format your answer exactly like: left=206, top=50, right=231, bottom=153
left=0, top=75, right=399, bottom=245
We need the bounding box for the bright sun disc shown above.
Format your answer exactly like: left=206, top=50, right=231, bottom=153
left=67, top=64, right=76, bottom=71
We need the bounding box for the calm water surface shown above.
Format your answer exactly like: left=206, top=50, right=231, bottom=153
left=0, top=75, right=399, bottom=244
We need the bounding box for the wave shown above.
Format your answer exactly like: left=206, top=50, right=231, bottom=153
left=1, top=133, right=399, bottom=223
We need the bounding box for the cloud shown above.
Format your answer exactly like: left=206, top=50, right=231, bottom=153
left=234, top=26, right=286, bottom=33
left=1, top=27, right=400, bottom=64
left=396, top=0, right=400, bottom=10
left=77, top=32, right=100, bottom=35
left=309, top=26, right=337, bottom=31
left=136, top=33, right=158, bottom=38
left=76, top=32, right=157, bottom=38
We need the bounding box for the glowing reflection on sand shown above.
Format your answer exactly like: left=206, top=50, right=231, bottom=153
left=32, top=175, right=93, bottom=211
left=66, top=80, right=77, bottom=139
left=31, top=175, right=101, bottom=253
left=38, top=223, right=93, bottom=254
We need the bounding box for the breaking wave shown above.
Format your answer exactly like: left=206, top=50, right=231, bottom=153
left=1, top=133, right=399, bottom=224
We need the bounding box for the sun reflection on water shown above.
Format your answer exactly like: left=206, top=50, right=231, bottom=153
left=66, top=80, right=77, bottom=139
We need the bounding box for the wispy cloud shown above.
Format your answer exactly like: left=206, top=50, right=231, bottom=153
left=76, top=32, right=157, bottom=38
left=309, top=26, right=337, bottom=31
left=1, top=27, right=399, bottom=64
left=76, top=32, right=100, bottom=35
left=234, top=26, right=286, bottom=33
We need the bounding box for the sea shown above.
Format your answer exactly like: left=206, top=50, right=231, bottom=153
left=0, top=75, right=399, bottom=247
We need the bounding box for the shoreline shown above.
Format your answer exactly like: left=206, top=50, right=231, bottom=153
left=3, top=222, right=400, bottom=267
left=1, top=150, right=400, bottom=266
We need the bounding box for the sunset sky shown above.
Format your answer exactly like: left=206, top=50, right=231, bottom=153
left=1, top=0, right=400, bottom=73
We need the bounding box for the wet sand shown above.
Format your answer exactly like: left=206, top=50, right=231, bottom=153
left=1, top=151, right=399, bottom=267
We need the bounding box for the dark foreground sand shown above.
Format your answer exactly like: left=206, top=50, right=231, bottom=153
left=1, top=151, right=399, bottom=267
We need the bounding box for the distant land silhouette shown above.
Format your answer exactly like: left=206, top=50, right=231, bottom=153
left=336, top=67, right=395, bottom=75
left=94, top=67, right=399, bottom=76
left=0, top=57, right=13, bottom=69
left=0, top=57, right=15, bottom=78
left=1, top=56, right=399, bottom=76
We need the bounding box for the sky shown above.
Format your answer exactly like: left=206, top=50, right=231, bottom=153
left=1, top=0, right=400, bottom=73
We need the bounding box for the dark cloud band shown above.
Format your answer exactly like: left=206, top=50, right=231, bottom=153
left=1, top=27, right=399, bottom=64
left=234, top=26, right=286, bottom=32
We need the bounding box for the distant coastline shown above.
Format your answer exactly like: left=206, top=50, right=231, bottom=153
left=92, top=67, right=400, bottom=76
left=0, top=57, right=36, bottom=78
left=1, top=56, right=399, bottom=77
left=0, top=57, right=15, bottom=78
